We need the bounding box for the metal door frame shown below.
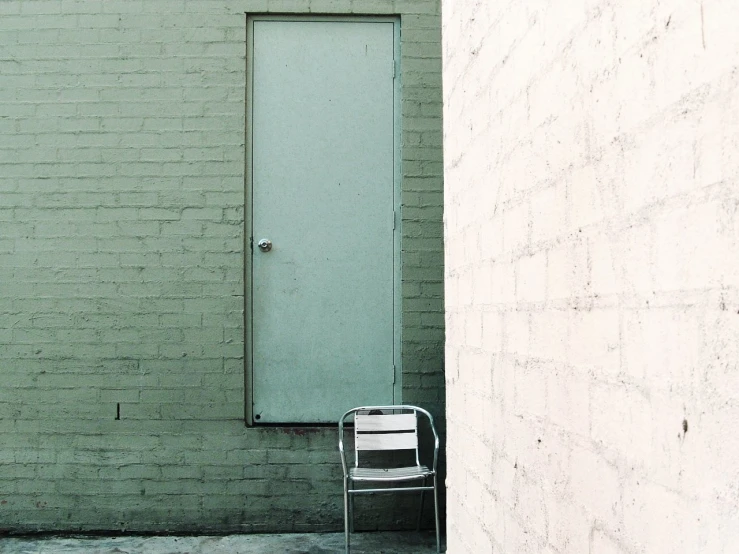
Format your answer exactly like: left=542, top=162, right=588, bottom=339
left=244, top=14, right=402, bottom=425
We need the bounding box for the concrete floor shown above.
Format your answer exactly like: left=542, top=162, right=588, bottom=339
left=0, top=531, right=444, bottom=553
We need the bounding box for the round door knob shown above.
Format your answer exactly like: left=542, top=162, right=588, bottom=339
left=257, top=239, right=272, bottom=252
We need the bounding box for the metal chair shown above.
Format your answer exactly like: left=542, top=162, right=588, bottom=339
left=338, top=405, right=440, bottom=554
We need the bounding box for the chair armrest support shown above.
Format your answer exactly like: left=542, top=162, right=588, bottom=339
left=338, top=412, right=349, bottom=477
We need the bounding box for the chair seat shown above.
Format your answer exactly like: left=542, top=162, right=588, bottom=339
left=349, top=465, right=434, bottom=482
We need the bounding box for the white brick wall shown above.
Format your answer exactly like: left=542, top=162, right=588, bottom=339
left=443, top=0, right=739, bottom=552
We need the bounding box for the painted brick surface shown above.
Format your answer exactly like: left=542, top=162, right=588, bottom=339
left=0, top=0, right=443, bottom=532
left=443, top=0, right=739, bottom=552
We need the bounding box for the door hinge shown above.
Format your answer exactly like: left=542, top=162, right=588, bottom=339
left=392, top=365, right=396, bottom=384
left=249, top=236, right=253, bottom=251
left=392, top=210, right=396, bottom=230
left=392, top=59, right=398, bottom=80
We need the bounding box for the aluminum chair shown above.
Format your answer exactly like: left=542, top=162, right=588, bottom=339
left=338, top=405, right=440, bottom=554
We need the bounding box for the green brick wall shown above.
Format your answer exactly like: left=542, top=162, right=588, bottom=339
left=0, top=0, right=443, bottom=532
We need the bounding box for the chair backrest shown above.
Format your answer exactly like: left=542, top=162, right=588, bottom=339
left=339, top=405, right=438, bottom=470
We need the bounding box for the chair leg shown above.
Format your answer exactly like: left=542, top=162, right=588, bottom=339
left=349, top=489, right=355, bottom=533
left=433, top=475, right=440, bottom=554
left=344, top=478, right=350, bottom=554
left=417, top=477, right=427, bottom=531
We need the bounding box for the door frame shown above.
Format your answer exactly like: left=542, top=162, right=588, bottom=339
left=244, top=14, right=402, bottom=425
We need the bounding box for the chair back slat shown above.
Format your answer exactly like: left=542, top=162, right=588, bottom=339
left=341, top=405, right=436, bottom=467
left=355, top=431, right=418, bottom=451
left=355, top=413, right=416, bottom=432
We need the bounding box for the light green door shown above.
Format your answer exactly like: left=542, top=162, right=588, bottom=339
left=247, top=17, right=400, bottom=423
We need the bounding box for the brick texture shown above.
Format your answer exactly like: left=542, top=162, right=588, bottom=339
left=443, top=0, right=739, bottom=552
left=0, top=0, right=443, bottom=532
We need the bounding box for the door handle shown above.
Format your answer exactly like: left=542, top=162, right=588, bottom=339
left=257, top=239, right=272, bottom=252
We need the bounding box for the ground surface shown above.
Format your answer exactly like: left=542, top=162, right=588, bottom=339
left=0, top=531, right=444, bottom=553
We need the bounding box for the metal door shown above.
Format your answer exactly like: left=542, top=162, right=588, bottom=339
left=246, top=17, right=400, bottom=423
